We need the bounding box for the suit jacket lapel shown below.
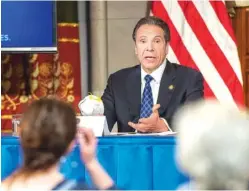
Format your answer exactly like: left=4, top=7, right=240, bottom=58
left=157, top=60, right=176, bottom=115
left=126, top=65, right=141, bottom=131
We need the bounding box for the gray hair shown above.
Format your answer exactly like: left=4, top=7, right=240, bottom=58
left=173, top=100, right=249, bottom=190
left=132, top=16, right=170, bottom=42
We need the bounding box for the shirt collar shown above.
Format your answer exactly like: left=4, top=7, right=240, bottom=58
left=141, top=60, right=167, bottom=84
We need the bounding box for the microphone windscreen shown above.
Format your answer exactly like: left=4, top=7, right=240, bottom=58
left=78, top=95, right=104, bottom=116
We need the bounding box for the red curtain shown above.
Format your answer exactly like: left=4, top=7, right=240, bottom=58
left=1, top=23, right=82, bottom=130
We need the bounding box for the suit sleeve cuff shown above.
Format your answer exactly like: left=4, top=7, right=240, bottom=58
left=160, top=118, right=173, bottom=132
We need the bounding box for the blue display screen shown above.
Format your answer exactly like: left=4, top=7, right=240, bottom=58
left=1, top=1, right=57, bottom=52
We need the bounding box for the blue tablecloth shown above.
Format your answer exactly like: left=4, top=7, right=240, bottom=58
left=1, top=135, right=189, bottom=190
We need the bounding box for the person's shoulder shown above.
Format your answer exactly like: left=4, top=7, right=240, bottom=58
left=52, top=179, right=91, bottom=190
left=1, top=176, right=23, bottom=191
left=170, top=62, right=202, bottom=77
left=1, top=176, right=13, bottom=191
left=110, top=65, right=140, bottom=78
left=0, top=181, right=8, bottom=191
left=177, top=181, right=194, bottom=190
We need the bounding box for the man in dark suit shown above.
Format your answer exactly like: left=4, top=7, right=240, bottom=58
left=102, top=16, right=204, bottom=133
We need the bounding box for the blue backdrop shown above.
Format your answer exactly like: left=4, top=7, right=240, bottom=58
left=1, top=1, right=56, bottom=50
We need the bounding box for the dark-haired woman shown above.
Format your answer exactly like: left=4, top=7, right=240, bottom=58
left=1, top=98, right=116, bottom=190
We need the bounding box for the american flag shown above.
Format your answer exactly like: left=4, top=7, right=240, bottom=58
left=151, top=0, right=244, bottom=108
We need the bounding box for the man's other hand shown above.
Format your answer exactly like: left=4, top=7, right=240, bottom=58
left=128, top=104, right=169, bottom=133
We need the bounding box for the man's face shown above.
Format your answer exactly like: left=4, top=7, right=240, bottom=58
left=135, top=24, right=168, bottom=73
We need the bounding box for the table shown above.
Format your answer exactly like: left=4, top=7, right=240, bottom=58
left=1, top=135, right=189, bottom=190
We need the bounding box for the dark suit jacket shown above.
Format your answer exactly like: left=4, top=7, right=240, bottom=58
left=102, top=60, right=204, bottom=132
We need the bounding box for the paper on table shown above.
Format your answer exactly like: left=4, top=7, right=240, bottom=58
left=109, top=131, right=176, bottom=136
left=76, top=116, right=109, bottom=137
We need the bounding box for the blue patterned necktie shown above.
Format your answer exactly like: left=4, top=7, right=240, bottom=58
left=140, top=75, right=154, bottom=118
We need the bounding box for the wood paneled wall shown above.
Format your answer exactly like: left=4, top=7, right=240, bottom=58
left=231, top=6, right=249, bottom=107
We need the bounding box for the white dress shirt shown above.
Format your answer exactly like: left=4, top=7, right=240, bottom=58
left=141, top=62, right=166, bottom=103
left=141, top=61, right=172, bottom=131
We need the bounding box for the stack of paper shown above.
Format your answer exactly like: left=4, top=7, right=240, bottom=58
left=109, top=131, right=176, bottom=136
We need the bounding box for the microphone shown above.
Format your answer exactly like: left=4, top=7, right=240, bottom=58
left=77, top=95, right=108, bottom=136
left=78, top=95, right=104, bottom=116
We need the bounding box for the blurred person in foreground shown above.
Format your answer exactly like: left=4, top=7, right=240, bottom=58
left=1, top=98, right=116, bottom=190
left=173, top=99, right=249, bottom=190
